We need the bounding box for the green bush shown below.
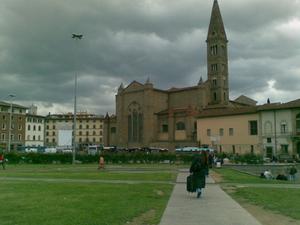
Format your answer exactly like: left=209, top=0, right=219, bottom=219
left=3, top=152, right=191, bottom=164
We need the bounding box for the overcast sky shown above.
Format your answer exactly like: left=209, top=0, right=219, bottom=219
left=0, top=0, right=300, bottom=116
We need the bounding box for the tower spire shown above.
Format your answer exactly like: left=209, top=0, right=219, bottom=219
left=207, top=0, right=227, bottom=42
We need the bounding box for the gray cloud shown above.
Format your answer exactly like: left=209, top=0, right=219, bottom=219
left=0, top=0, right=300, bottom=115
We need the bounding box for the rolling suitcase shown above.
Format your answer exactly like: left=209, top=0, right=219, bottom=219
left=186, top=174, right=195, bottom=192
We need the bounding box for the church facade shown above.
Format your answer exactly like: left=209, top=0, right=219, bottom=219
left=104, top=0, right=244, bottom=150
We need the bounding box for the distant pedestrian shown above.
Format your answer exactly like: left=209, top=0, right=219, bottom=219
left=189, top=154, right=206, bottom=198
left=98, top=155, right=105, bottom=170
left=0, top=152, right=5, bottom=170
left=289, top=166, right=298, bottom=181
left=263, top=169, right=273, bottom=180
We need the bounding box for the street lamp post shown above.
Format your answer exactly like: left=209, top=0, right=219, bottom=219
left=72, top=33, right=83, bottom=164
left=8, top=94, right=16, bottom=153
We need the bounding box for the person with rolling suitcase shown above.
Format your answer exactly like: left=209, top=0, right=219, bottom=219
left=189, top=154, right=207, bottom=198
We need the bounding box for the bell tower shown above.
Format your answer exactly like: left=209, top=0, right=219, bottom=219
left=207, top=0, right=229, bottom=105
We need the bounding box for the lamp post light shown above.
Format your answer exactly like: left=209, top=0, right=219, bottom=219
left=8, top=94, right=16, bottom=153
left=72, top=33, right=83, bottom=165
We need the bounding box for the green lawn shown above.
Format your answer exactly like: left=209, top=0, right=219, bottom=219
left=0, top=164, right=176, bottom=225
left=232, top=187, right=300, bottom=220
left=214, top=168, right=297, bottom=184
left=214, top=168, right=300, bottom=220
left=0, top=164, right=177, bottom=181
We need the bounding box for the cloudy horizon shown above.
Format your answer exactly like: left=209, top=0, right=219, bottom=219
left=1, top=0, right=300, bottom=116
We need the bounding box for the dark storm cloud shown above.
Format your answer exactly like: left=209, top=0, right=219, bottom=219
left=0, top=0, right=300, bottom=115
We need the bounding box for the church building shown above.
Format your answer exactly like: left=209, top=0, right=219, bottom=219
left=104, top=0, right=253, bottom=150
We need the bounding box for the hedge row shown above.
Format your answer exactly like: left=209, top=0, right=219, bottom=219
left=4, top=152, right=265, bottom=165
left=4, top=152, right=196, bottom=164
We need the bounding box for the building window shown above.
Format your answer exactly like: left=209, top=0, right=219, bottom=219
left=249, top=121, right=258, bottom=135
left=100, top=125, right=103, bottom=129
left=33, top=135, right=36, bottom=141
left=229, top=128, right=234, bottom=136
left=86, top=131, right=89, bottom=136
left=281, top=145, right=288, bottom=154
left=280, top=122, right=287, bottom=134
left=2, top=124, right=6, bottom=130
left=297, top=114, right=300, bottom=134
left=232, top=145, right=236, bottom=154
left=53, top=125, right=55, bottom=129
left=46, top=125, right=49, bottom=129
left=52, top=131, right=55, bottom=136
left=219, top=128, right=224, bottom=136
left=33, top=125, right=36, bottom=131
left=28, top=125, right=31, bottom=131
left=176, top=122, right=185, bottom=130
left=264, top=121, right=272, bottom=134
left=211, top=64, right=218, bottom=72
left=251, top=145, right=254, bottom=154
left=18, top=124, right=22, bottom=130
left=46, top=138, right=49, bottom=143
left=100, top=131, right=103, bottom=135
left=111, top=127, right=116, bottom=134
left=267, top=137, right=272, bottom=143
left=38, top=126, right=41, bottom=131
left=79, top=131, right=82, bottom=135
left=100, top=138, right=103, bottom=143
left=93, top=138, right=96, bottom=142
left=46, top=131, right=49, bottom=136
left=213, top=79, right=217, bottom=86
left=79, top=124, right=82, bottom=129
left=52, top=138, right=55, bottom=143
left=214, top=92, right=217, bottom=101
left=128, top=102, right=143, bottom=143
left=93, top=131, right=96, bottom=135
left=79, top=138, right=82, bottom=143
left=38, top=135, right=41, bottom=141
left=1, top=133, right=5, bottom=140
left=162, top=124, right=168, bottom=133
left=93, top=125, right=96, bottom=129
left=210, top=45, right=218, bottom=55
left=207, top=129, right=211, bottom=136
left=86, top=125, right=89, bottom=129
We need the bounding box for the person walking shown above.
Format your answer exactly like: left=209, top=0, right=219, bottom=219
left=189, top=154, right=207, bottom=198
left=0, top=152, right=5, bottom=170
left=98, top=155, right=105, bottom=170
left=289, top=166, right=298, bottom=181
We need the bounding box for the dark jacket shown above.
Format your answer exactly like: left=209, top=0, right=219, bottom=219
left=190, top=157, right=206, bottom=189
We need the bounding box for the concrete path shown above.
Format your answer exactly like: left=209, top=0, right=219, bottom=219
left=159, top=170, right=263, bottom=225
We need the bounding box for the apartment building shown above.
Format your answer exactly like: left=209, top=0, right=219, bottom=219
left=25, top=105, right=45, bottom=148
left=0, top=101, right=27, bottom=151
left=45, top=112, right=104, bottom=151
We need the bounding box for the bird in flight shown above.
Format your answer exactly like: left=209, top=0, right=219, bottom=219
left=72, top=34, right=83, bottom=39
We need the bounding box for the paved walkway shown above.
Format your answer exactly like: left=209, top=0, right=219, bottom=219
left=159, top=170, right=263, bottom=225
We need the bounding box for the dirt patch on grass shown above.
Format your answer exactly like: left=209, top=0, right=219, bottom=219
left=239, top=201, right=300, bottom=225
left=210, top=170, right=223, bottom=183
left=126, top=209, right=156, bottom=225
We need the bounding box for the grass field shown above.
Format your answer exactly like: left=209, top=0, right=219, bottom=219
left=214, top=167, right=299, bottom=184
left=232, top=187, right=300, bottom=220
left=0, top=164, right=177, bottom=225
left=214, top=168, right=300, bottom=221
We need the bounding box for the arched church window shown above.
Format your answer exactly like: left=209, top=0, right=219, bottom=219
left=128, top=102, right=143, bottom=142
left=214, top=92, right=217, bottom=101
left=296, top=114, right=300, bottom=134
left=176, top=122, right=185, bottom=130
